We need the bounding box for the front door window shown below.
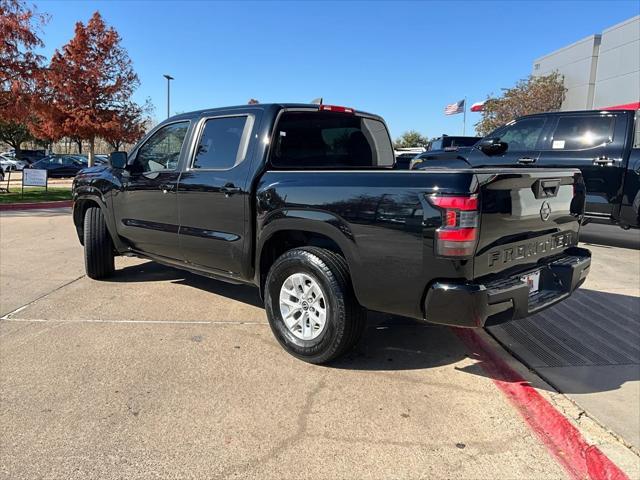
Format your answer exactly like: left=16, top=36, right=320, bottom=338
left=134, top=122, right=190, bottom=173
left=497, top=118, right=546, bottom=152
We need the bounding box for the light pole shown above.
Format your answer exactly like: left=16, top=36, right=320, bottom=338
left=163, top=74, right=174, bottom=118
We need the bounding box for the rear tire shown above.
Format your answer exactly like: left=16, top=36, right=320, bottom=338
left=264, top=247, right=366, bottom=364
left=83, top=206, right=115, bottom=279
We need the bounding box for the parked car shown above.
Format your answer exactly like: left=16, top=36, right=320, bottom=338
left=415, top=109, right=640, bottom=229
left=0, top=155, right=15, bottom=172
left=15, top=149, right=46, bottom=164
left=72, top=103, right=591, bottom=363
left=394, top=147, right=425, bottom=169
left=71, top=154, right=109, bottom=166
left=12, top=158, right=29, bottom=170
left=87, top=154, right=109, bottom=165
left=31, top=154, right=86, bottom=178
left=0, top=154, right=29, bottom=171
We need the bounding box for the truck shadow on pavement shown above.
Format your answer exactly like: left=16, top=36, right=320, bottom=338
left=108, top=260, right=264, bottom=308
left=337, top=317, right=469, bottom=371
left=107, top=260, right=468, bottom=370
left=106, top=261, right=639, bottom=394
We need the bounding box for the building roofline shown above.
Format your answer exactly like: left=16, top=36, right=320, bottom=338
left=533, top=15, right=639, bottom=64
left=533, top=34, right=600, bottom=63
left=602, top=14, right=640, bottom=34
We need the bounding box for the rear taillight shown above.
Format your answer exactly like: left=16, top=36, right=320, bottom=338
left=428, top=195, right=479, bottom=257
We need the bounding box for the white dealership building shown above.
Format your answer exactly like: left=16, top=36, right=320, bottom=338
left=532, top=15, right=640, bottom=111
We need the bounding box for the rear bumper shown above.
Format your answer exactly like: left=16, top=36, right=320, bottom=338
left=423, top=247, right=591, bottom=328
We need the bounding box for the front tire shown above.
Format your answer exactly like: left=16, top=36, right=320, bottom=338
left=83, top=206, right=115, bottom=279
left=264, top=247, right=366, bottom=364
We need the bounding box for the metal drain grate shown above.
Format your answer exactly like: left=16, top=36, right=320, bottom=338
left=489, top=289, right=640, bottom=368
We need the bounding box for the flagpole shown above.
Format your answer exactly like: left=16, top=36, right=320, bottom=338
left=463, top=97, right=466, bottom=136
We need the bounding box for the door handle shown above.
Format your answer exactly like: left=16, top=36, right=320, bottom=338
left=160, top=183, right=175, bottom=194
left=592, top=156, right=616, bottom=166
left=220, top=183, right=241, bottom=197
left=517, top=157, right=537, bottom=165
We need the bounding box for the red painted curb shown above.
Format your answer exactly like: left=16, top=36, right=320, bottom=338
left=454, top=328, right=629, bottom=480
left=0, top=200, right=73, bottom=211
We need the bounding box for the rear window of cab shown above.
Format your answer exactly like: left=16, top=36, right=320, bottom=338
left=270, top=112, right=394, bottom=169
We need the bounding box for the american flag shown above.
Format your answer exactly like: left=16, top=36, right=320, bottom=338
left=444, top=99, right=465, bottom=115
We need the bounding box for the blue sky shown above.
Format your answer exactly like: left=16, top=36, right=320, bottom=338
left=34, top=0, right=639, bottom=138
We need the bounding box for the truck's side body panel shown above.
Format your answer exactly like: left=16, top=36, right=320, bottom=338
left=256, top=170, right=476, bottom=319
left=176, top=109, right=265, bottom=278
left=109, top=119, right=195, bottom=260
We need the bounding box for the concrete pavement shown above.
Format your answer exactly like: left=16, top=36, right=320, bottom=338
left=1, top=209, right=638, bottom=479
left=0, top=208, right=83, bottom=316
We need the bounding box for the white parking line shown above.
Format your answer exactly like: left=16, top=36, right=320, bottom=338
left=1, top=318, right=267, bottom=325
left=0, top=274, right=86, bottom=320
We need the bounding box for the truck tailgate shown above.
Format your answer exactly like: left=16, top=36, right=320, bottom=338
left=474, top=168, right=584, bottom=278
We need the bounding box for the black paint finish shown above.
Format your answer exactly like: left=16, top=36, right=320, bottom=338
left=256, top=170, right=472, bottom=319
left=72, top=103, right=590, bottom=326
left=112, top=169, right=182, bottom=259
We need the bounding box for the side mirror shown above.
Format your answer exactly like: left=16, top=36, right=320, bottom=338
left=109, top=151, right=128, bottom=169
left=478, top=137, right=508, bottom=156
left=409, top=158, right=424, bottom=170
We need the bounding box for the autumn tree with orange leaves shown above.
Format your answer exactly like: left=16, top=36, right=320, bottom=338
left=102, top=98, right=153, bottom=151
left=36, top=11, right=145, bottom=165
left=0, top=0, right=47, bottom=153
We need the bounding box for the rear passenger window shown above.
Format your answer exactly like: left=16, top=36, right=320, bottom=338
left=549, top=116, right=614, bottom=150
left=271, top=112, right=394, bottom=169
left=192, top=115, right=253, bottom=170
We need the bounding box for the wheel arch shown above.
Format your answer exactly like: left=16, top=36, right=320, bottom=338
left=73, top=194, right=123, bottom=251
left=256, top=219, right=359, bottom=301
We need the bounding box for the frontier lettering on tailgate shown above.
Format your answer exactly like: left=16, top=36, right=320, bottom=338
left=488, top=232, right=575, bottom=268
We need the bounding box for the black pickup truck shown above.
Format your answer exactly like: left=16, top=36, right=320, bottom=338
left=412, top=109, right=640, bottom=229
left=72, top=103, right=591, bottom=363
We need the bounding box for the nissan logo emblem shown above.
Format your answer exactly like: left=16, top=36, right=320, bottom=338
left=540, top=201, right=552, bottom=221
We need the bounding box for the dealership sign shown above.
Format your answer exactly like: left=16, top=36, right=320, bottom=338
left=23, top=169, right=48, bottom=187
